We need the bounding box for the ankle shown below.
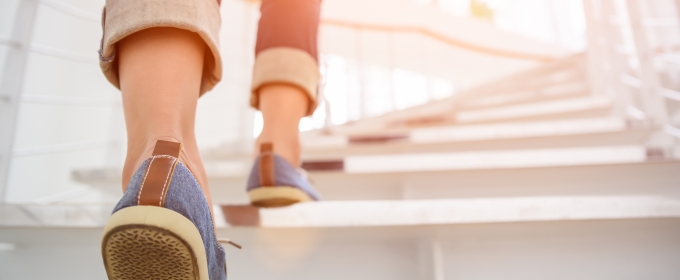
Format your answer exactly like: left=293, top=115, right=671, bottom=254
left=256, top=84, right=308, bottom=167
left=256, top=135, right=301, bottom=167
left=120, top=136, right=216, bottom=227
left=121, top=136, right=209, bottom=197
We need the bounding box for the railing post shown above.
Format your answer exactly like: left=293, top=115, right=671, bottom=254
left=355, top=28, right=366, bottom=119
left=0, top=0, right=40, bottom=204
left=388, top=30, right=396, bottom=111
left=625, top=0, right=666, bottom=119
left=625, top=0, right=675, bottom=153
left=582, top=0, right=621, bottom=106
left=677, top=0, right=680, bottom=27
left=417, top=238, right=446, bottom=280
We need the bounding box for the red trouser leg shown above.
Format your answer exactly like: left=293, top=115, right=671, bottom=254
left=250, top=0, right=322, bottom=116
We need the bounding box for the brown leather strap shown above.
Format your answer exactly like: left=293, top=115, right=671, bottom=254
left=137, top=140, right=182, bottom=206
left=259, top=143, right=275, bottom=187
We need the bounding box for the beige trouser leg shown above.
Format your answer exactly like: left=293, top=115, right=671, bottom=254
left=99, top=0, right=222, bottom=95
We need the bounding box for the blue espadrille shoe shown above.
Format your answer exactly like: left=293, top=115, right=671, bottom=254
left=101, top=140, right=238, bottom=280
left=246, top=143, right=321, bottom=207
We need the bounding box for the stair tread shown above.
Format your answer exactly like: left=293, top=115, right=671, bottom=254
left=218, top=195, right=680, bottom=227
left=3, top=195, right=678, bottom=228
left=298, top=118, right=654, bottom=159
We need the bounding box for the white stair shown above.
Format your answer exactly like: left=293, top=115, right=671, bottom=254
left=2, top=0, right=680, bottom=279
left=12, top=47, right=679, bottom=280
left=220, top=196, right=680, bottom=227
left=3, top=195, right=680, bottom=228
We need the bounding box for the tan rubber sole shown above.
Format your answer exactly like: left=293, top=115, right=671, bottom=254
left=248, top=186, right=312, bottom=207
left=101, top=206, right=209, bottom=280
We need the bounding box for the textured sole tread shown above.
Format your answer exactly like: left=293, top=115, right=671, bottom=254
left=248, top=186, right=312, bottom=208
left=102, top=224, right=199, bottom=280
left=251, top=198, right=300, bottom=207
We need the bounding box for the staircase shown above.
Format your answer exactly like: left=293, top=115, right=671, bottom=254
left=2, top=0, right=680, bottom=279
left=7, top=51, right=676, bottom=279
left=195, top=53, right=679, bottom=206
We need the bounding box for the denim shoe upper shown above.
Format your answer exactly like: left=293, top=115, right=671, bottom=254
left=246, top=153, right=321, bottom=200
left=112, top=159, right=227, bottom=280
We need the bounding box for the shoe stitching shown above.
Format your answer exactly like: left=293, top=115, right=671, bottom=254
left=158, top=157, right=178, bottom=206
left=154, top=155, right=178, bottom=159
left=137, top=157, right=156, bottom=204
left=136, top=155, right=177, bottom=203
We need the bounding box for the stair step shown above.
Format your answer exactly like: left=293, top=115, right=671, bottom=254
left=3, top=216, right=679, bottom=280
left=304, top=130, right=652, bottom=159
left=318, top=55, right=589, bottom=134
left=300, top=118, right=653, bottom=158
left=343, top=145, right=646, bottom=174
left=208, top=160, right=680, bottom=203
left=283, top=146, right=650, bottom=174
left=455, top=96, right=612, bottom=124
left=73, top=150, right=678, bottom=203
left=218, top=196, right=680, bottom=227
left=83, top=145, right=652, bottom=181
left=324, top=94, right=612, bottom=136
left=3, top=195, right=679, bottom=228
left=457, top=81, right=588, bottom=110
left=410, top=117, right=631, bottom=143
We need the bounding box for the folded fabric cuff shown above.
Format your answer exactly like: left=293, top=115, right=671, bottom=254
left=250, top=47, right=319, bottom=116
left=99, top=0, right=222, bottom=95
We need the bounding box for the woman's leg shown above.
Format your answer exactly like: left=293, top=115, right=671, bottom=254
left=251, top=0, right=321, bottom=167
left=99, top=1, right=228, bottom=279
left=117, top=27, right=212, bottom=207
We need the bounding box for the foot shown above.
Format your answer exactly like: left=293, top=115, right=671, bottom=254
left=246, top=142, right=321, bottom=207
left=102, top=140, right=236, bottom=280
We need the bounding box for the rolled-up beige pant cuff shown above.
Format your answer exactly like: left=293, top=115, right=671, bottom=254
left=250, top=47, right=320, bottom=116
left=99, top=0, right=222, bottom=95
